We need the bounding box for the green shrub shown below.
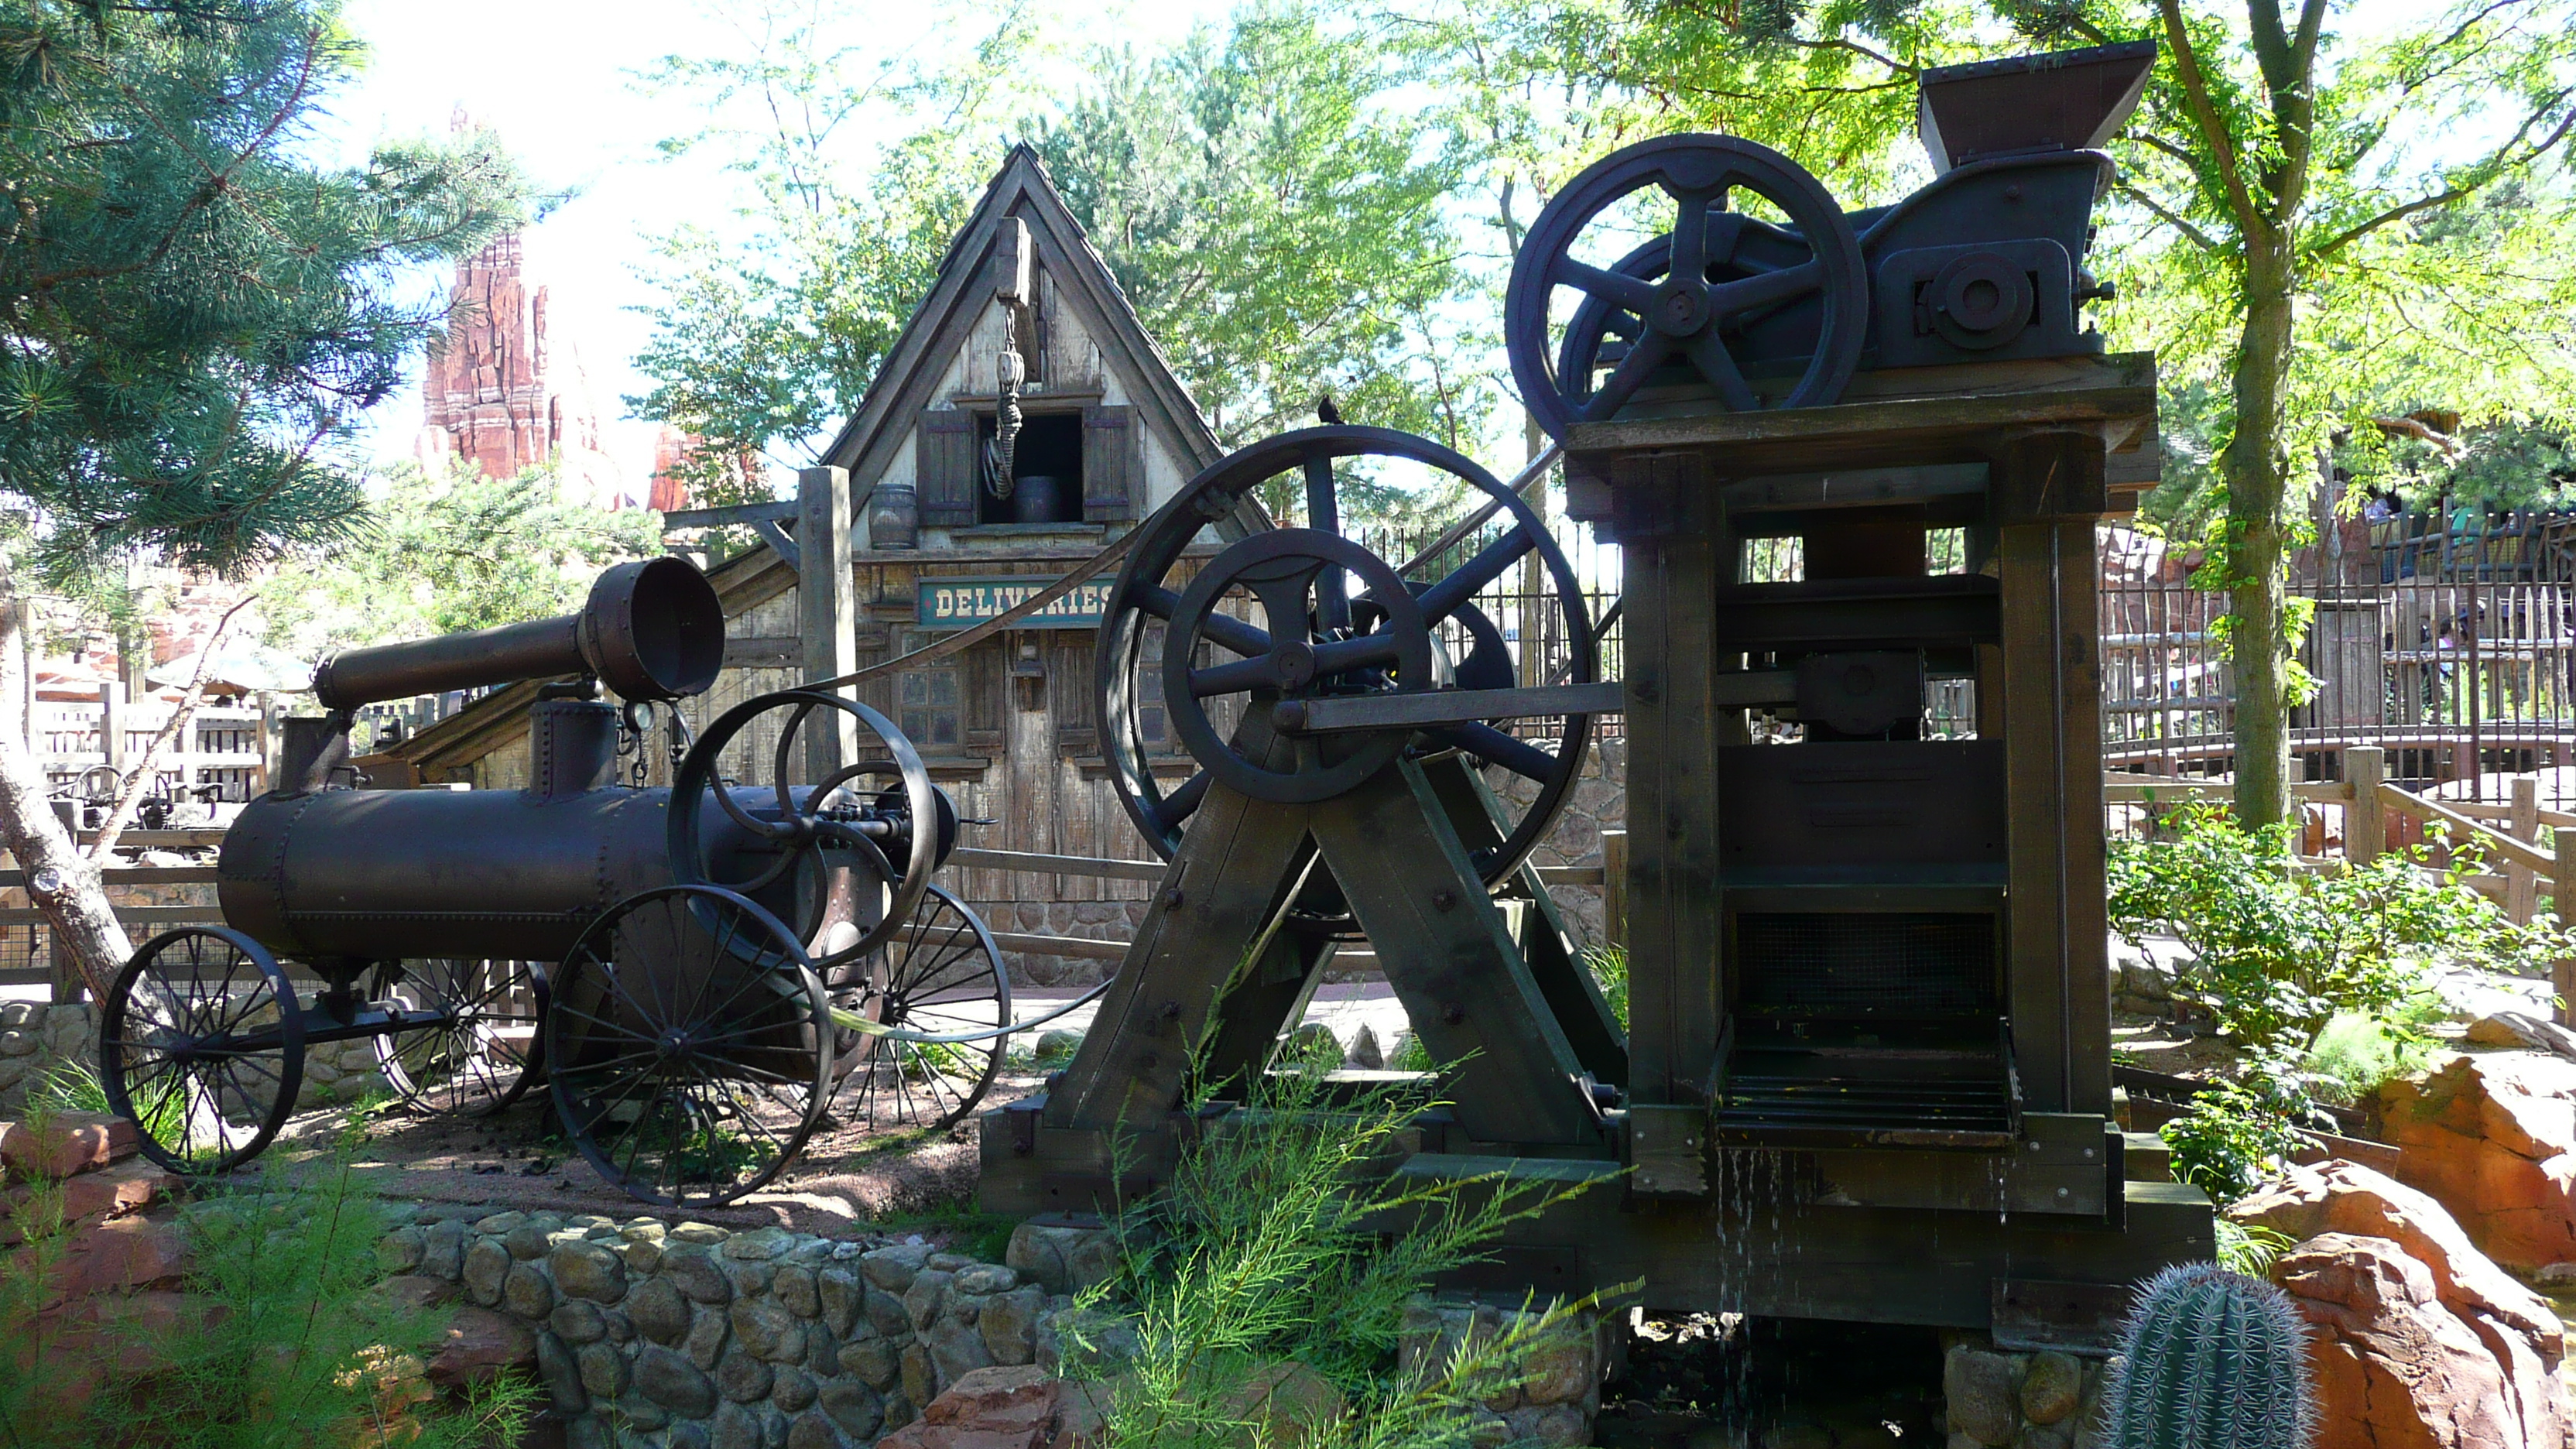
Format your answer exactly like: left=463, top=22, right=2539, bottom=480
left=0, top=1138, right=537, bottom=1448
left=1075, top=1055, right=1614, bottom=1447
left=2159, top=1060, right=2312, bottom=1205
left=2108, top=803, right=2560, bottom=1054
left=2302, top=1010, right=2434, bottom=1105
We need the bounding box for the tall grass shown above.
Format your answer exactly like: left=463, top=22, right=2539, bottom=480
left=0, top=1119, right=536, bottom=1449
left=1067, top=1038, right=1619, bottom=1448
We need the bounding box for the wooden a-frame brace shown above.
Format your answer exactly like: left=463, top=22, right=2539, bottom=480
left=1043, top=748, right=1621, bottom=1149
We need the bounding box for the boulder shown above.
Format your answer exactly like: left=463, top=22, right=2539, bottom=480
left=2275, top=1233, right=2557, bottom=1449
left=1221, top=1362, right=1346, bottom=1447
left=2467, top=1012, right=2576, bottom=1060
left=426, top=1305, right=538, bottom=1389
left=0, top=1112, right=138, bottom=1180
left=2231, top=1158, right=2564, bottom=1354
left=2379, top=1054, right=2576, bottom=1269
left=45, top=1211, right=190, bottom=1302
left=874, top=1364, right=1067, bottom=1449
left=1005, top=1221, right=1118, bottom=1297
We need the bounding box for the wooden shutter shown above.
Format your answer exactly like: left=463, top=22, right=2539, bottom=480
left=916, top=409, right=978, bottom=526
left=1082, top=404, right=1139, bottom=522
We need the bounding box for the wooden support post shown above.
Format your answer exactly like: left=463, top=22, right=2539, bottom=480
left=1601, top=828, right=1628, bottom=953
left=2556, top=852, right=2576, bottom=1029
left=798, top=465, right=857, bottom=785
left=2508, top=776, right=2540, bottom=923
left=2348, top=748, right=2385, bottom=864
left=1625, top=533, right=1724, bottom=1107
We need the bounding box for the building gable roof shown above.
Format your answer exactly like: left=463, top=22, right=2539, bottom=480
left=817, top=143, right=1236, bottom=518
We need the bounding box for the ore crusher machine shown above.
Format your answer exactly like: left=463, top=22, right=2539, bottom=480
left=983, top=42, right=2213, bottom=1345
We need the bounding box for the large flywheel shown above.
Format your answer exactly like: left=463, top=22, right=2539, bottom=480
left=1098, top=425, right=1599, bottom=892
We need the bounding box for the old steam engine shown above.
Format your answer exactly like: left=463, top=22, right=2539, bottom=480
left=102, top=557, right=1010, bottom=1208
left=985, top=40, right=2211, bottom=1345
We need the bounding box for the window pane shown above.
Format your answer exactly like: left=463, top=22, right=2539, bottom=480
left=901, top=674, right=927, bottom=707
left=929, top=672, right=957, bottom=707
left=930, top=710, right=960, bottom=746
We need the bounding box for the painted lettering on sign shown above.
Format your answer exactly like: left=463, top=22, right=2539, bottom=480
left=916, top=577, right=1115, bottom=629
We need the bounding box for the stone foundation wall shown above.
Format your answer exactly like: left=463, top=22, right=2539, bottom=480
left=1940, top=1337, right=2109, bottom=1449
left=379, top=1209, right=1608, bottom=1449
left=379, top=1209, right=1112, bottom=1449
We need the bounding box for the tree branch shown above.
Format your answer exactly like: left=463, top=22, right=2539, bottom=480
left=2119, top=183, right=2223, bottom=252
left=2154, top=0, right=2264, bottom=239
left=87, top=592, right=255, bottom=859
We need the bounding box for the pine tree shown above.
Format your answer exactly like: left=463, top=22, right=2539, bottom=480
left=0, top=0, right=533, bottom=999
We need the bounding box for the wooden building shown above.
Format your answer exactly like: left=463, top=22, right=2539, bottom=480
left=387, top=147, right=1266, bottom=979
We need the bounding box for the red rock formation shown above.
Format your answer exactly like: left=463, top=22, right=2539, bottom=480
left=2235, top=1158, right=2570, bottom=1448
left=415, top=231, right=626, bottom=508
left=2379, top=1053, right=2576, bottom=1270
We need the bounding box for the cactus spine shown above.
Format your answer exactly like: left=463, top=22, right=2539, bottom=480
left=2103, top=1262, right=2314, bottom=1449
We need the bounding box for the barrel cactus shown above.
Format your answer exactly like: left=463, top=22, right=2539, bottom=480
left=2103, top=1262, right=2314, bottom=1449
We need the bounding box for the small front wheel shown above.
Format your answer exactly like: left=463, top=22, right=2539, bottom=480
left=369, top=957, right=548, bottom=1117
left=101, top=927, right=305, bottom=1174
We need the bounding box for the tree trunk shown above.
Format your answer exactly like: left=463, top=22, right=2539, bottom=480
left=2225, top=233, right=2300, bottom=827
left=0, top=577, right=133, bottom=1003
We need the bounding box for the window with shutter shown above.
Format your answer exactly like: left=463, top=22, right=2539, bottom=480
left=916, top=409, right=977, bottom=526
left=1081, top=404, right=1139, bottom=522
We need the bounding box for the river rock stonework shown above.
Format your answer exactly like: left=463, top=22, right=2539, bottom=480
left=385, top=1210, right=1101, bottom=1448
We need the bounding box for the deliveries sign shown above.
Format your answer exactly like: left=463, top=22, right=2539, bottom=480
left=916, top=576, right=1114, bottom=630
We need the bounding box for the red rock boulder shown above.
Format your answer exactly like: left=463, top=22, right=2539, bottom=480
left=2379, top=1053, right=2576, bottom=1270
left=877, top=1364, right=1075, bottom=1449
left=2277, top=1233, right=2550, bottom=1449
left=0, top=1112, right=139, bottom=1181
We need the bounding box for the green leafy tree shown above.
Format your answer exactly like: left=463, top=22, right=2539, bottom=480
left=0, top=0, right=533, bottom=999
left=1420, top=0, right=2576, bottom=827
left=629, top=1, right=1487, bottom=522
left=259, top=461, right=663, bottom=666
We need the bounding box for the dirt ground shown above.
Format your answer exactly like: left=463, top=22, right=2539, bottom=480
left=265, top=1070, right=1050, bottom=1235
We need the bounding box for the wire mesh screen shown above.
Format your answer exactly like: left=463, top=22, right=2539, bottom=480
left=1734, top=913, right=1998, bottom=1016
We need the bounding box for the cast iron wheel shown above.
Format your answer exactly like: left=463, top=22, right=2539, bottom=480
left=1098, top=425, right=1598, bottom=888
left=366, top=958, right=548, bottom=1117
left=546, top=885, right=831, bottom=1208
left=668, top=688, right=943, bottom=974
left=100, top=927, right=305, bottom=1174
left=827, top=882, right=1010, bottom=1132
left=1505, top=133, right=1868, bottom=438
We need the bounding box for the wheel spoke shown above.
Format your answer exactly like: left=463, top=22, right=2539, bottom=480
left=1557, top=257, right=1660, bottom=313
left=1307, top=632, right=1403, bottom=677
left=1710, top=259, right=1824, bottom=320
left=1667, top=187, right=1714, bottom=281
left=1136, top=586, right=1271, bottom=656
left=1682, top=331, right=1759, bottom=412
left=1190, top=656, right=1281, bottom=698
left=1416, top=529, right=1536, bottom=627
left=1432, top=721, right=1560, bottom=782
left=1580, top=329, right=1673, bottom=422
left=1150, top=772, right=1211, bottom=833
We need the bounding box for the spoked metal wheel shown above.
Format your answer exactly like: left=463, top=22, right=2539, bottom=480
left=546, top=885, right=831, bottom=1208
left=1504, top=132, right=1869, bottom=437
left=101, top=927, right=305, bottom=1174
left=668, top=688, right=950, bottom=976
left=1099, top=425, right=1599, bottom=892
left=367, top=958, right=548, bottom=1117
left=829, top=883, right=1009, bottom=1132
